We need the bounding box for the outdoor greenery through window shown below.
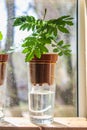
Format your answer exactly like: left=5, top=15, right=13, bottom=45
left=0, top=0, right=77, bottom=117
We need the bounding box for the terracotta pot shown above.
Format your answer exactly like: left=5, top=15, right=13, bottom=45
left=29, top=54, right=58, bottom=86
left=0, top=54, right=8, bottom=85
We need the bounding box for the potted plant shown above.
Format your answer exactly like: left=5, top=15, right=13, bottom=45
left=0, top=31, right=8, bottom=85
left=13, top=10, right=73, bottom=124
left=0, top=31, right=8, bottom=118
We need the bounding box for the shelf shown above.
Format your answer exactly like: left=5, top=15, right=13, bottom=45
left=0, top=117, right=87, bottom=130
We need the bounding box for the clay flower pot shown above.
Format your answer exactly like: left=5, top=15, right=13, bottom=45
left=0, top=54, right=8, bottom=85
left=0, top=54, right=8, bottom=119
left=29, top=54, right=58, bottom=85
left=28, top=54, right=58, bottom=125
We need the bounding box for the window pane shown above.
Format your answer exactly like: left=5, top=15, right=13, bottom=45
left=0, top=0, right=77, bottom=117
left=34, top=0, right=77, bottom=117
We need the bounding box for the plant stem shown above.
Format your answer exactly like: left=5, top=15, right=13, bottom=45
left=43, top=8, right=47, bottom=20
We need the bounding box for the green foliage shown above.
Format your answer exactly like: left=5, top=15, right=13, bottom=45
left=0, top=31, right=6, bottom=54
left=0, top=31, right=3, bottom=41
left=13, top=14, right=74, bottom=62
left=0, top=31, right=14, bottom=54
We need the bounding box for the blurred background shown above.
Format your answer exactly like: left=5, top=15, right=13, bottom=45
left=0, top=0, right=77, bottom=117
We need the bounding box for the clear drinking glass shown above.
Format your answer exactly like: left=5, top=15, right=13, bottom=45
left=0, top=54, right=8, bottom=119
left=28, top=54, right=58, bottom=125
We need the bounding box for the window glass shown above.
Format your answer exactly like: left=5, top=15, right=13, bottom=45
left=0, top=0, right=77, bottom=117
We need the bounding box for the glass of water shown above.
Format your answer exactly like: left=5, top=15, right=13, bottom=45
left=28, top=54, right=58, bottom=125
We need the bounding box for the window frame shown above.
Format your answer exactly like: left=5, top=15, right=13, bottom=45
left=0, top=0, right=86, bottom=118
left=78, top=0, right=87, bottom=117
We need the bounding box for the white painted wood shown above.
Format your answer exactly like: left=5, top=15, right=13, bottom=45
left=78, top=0, right=86, bottom=117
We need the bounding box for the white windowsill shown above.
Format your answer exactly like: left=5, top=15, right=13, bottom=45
left=0, top=117, right=87, bottom=130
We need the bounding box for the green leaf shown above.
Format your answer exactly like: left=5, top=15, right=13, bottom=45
left=25, top=52, right=34, bottom=62
left=53, top=48, right=58, bottom=52
left=53, top=28, right=57, bottom=36
left=25, top=45, right=36, bottom=61
left=20, top=23, right=27, bottom=30
left=40, top=45, right=48, bottom=53
left=62, top=44, right=71, bottom=48
left=64, top=50, right=71, bottom=56
left=39, top=38, right=51, bottom=44
left=57, top=40, right=63, bottom=46
left=58, top=26, right=69, bottom=33
left=35, top=48, right=41, bottom=58
left=52, top=44, right=56, bottom=47
left=22, top=48, right=29, bottom=53
left=13, top=16, right=26, bottom=26
left=58, top=51, right=63, bottom=56
left=58, top=15, right=71, bottom=20
left=22, top=42, right=27, bottom=47
left=26, top=16, right=35, bottom=23
left=0, top=31, right=3, bottom=40
left=57, top=15, right=73, bottom=21
left=19, top=23, right=31, bottom=31
left=65, top=21, right=74, bottom=26
left=32, top=24, right=35, bottom=31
